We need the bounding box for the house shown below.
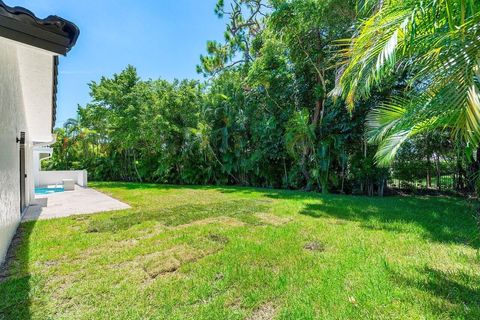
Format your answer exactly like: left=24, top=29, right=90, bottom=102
left=0, top=1, right=79, bottom=264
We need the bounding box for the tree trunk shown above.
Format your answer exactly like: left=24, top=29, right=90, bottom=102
left=312, top=100, right=323, bottom=128
left=435, top=154, right=441, bottom=190
left=320, top=173, right=329, bottom=194
left=283, top=157, right=288, bottom=188
left=426, top=155, right=432, bottom=188
left=456, top=156, right=464, bottom=191
left=367, top=182, right=374, bottom=196
left=378, top=178, right=385, bottom=197
left=132, top=150, right=142, bottom=183
left=300, top=145, right=311, bottom=190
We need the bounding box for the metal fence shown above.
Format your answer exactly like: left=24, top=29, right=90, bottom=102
left=389, top=174, right=456, bottom=191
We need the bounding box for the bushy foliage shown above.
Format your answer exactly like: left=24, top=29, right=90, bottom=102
left=45, top=0, right=475, bottom=195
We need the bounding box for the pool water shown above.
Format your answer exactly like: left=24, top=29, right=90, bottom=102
left=35, top=187, right=64, bottom=195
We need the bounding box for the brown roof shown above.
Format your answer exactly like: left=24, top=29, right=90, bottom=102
left=0, top=1, right=79, bottom=54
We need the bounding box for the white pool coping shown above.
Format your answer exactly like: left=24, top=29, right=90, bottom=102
left=22, top=186, right=130, bottom=222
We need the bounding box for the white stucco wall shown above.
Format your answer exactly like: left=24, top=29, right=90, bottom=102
left=0, top=37, right=55, bottom=264
left=0, top=38, right=29, bottom=264
left=18, top=46, right=55, bottom=143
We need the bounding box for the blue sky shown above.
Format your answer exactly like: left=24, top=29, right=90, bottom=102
left=9, top=0, right=225, bottom=126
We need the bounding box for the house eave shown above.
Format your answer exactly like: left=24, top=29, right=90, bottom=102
left=0, top=1, right=79, bottom=132
left=0, top=1, right=79, bottom=55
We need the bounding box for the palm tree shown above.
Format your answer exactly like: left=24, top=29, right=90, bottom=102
left=337, top=0, right=480, bottom=165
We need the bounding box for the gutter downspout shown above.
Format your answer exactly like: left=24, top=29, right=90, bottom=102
left=33, top=134, right=56, bottom=188
left=33, top=134, right=57, bottom=148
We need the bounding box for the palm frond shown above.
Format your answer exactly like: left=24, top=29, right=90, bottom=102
left=339, top=0, right=480, bottom=164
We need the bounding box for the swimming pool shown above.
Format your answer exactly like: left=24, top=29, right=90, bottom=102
left=35, top=187, right=64, bottom=195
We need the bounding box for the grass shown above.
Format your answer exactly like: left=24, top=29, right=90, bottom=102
left=1, top=182, right=479, bottom=320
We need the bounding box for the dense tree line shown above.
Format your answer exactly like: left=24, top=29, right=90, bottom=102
left=46, top=0, right=480, bottom=195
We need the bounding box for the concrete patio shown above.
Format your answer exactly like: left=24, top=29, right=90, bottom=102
left=22, top=186, right=130, bottom=222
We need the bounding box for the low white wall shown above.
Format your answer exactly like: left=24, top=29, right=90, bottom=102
left=37, top=170, right=88, bottom=187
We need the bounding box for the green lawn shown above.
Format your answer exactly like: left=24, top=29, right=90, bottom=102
left=1, top=183, right=479, bottom=319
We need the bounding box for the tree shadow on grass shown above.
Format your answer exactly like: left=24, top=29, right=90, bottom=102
left=390, top=266, right=480, bottom=319
left=295, top=195, right=479, bottom=249
left=92, top=183, right=478, bottom=248
left=91, top=181, right=281, bottom=196
left=0, top=221, right=37, bottom=320
left=90, top=181, right=200, bottom=191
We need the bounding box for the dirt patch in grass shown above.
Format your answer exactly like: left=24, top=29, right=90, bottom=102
left=304, top=240, right=326, bottom=252
left=41, top=260, right=60, bottom=268
left=207, top=233, right=230, bottom=244
left=214, top=273, right=224, bottom=281
left=71, top=215, right=90, bottom=222
left=247, top=302, right=277, bottom=320
left=174, top=216, right=246, bottom=229
left=80, top=238, right=141, bottom=260
left=142, top=254, right=180, bottom=278
left=139, top=245, right=221, bottom=279
left=117, top=238, right=140, bottom=247
left=256, top=213, right=292, bottom=226
left=49, top=275, right=76, bottom=303
left=226, top=296, right=242, bottom=310
left=328, top=218, right=348, bottom=226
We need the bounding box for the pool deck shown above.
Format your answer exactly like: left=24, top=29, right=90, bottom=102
left=22, top=186, right=130, bottom=222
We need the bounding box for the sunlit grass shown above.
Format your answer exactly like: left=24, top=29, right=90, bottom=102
left=1, top=182, right=479, bottom=319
